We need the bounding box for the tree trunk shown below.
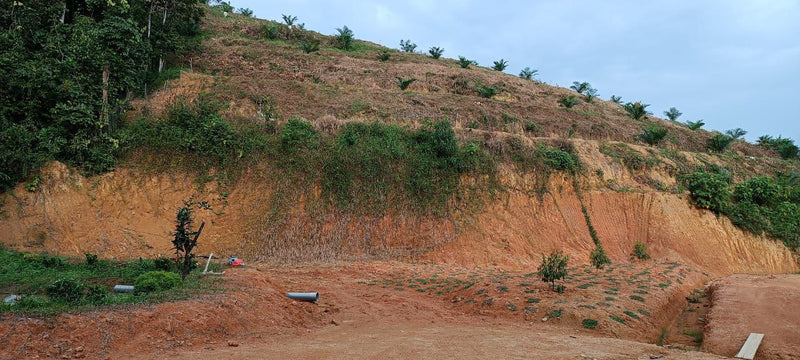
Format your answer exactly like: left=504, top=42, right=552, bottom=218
left=147, top=3, right=153, bottom=38
left=61, top=3, right=66, bottom=24
left=102, top=65, right=110, bottom=133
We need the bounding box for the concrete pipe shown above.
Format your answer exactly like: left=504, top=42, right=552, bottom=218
left=286, top=292, right=319, bottom=302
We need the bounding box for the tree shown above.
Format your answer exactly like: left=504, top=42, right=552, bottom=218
left=570, top=81, right=591, bottom=94
left=428, top=46, right=444, bottom=59
left=492, top=59, right=508, bottom=71
left=590, top=245, right=611, bottom=271
left=610, top=95, right=623, bottom=104
left=636, top=124, right=668, bottom=145
left=335, top=25, right=354, bottom=50
left=457, top=56, right=475, bottom=69
left=172, top=200, right=210, bottom=280
left=538, top=250, right=569, bottom=291
left=396, top=77, right=416, bottom=90
left=664, top=107, right=682, bottom=121
left=237, top=8, right=253, bottom=17
left=399, top=39, right=417, bottom=53
left=630, top=241, right=650, bottom=261
left=519, top=67, right=538, bottom=80
left=725, top=128, right=747, bottom=140
left=282, top=14, right=298, bottom=26
left=685, top=119, right=705, bottom=130
left=707, top=134, right=734, bottom=152
left=623, top=102, right=651, bottom=120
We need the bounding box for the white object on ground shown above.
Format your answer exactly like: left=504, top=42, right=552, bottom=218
left=735, top=333, right=764, bottom=360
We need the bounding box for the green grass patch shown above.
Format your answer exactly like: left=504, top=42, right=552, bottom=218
left=549, top=309, right=563, bottom=318
left=637, top=309, right=651, bottom=316
left=582, top=318, right=598, bottom=329
left=683, top=329, right=704, bottom=344
left=609, top=315, right=626, bottom=324
left=526, top=298, right=541, bottom=303
left=630, top=295, right=645, bottom=302
left=0, top=249, right=222, bottom=315
left=624, top=310, right=640, bottom=319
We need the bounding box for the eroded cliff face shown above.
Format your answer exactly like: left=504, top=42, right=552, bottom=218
left=1, top=157, right=797, bottom=275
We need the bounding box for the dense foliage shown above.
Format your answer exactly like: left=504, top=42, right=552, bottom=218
left=683, top=168, right=800, bottom=249
left=0, top=0, right=204, bottom=190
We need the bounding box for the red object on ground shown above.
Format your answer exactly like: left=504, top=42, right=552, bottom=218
left=230, top=259, right=243, bottom=267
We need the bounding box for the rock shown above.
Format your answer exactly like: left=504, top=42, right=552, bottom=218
left=3, top=295, right=20, bottom=305
left=542, top=316, right=549, bottom=322
left=649, top=355, right=664, bottom=359
left=227, top=341, right=239, bottom=347
left=330, top=319, right=339, bottom=326
left=482, top=297, right=494, bottom=306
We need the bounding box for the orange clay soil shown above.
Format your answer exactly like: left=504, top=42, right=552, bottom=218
left=703, top=274, right=800, bottom=360
left=1, top=262, right=727, bottom=360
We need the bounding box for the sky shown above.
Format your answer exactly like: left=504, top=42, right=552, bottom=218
left=227, top=0, right=800, bottom=142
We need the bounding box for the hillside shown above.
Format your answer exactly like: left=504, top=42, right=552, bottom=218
left=2, top=4, right=800, bottom=359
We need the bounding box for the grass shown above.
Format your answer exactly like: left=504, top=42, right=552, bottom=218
left=623, top=310, right=640, bottom=319
left=683, top=329, right=704, bottom=344
left=0, top=249, right=223, bottom=315
left=582, top=318, right=598, bottom=329
left=609, top=314, right=626, bottom=324
left=630, top=295, right=645, bottom=302
left=549, top=309, right=563, bottom=318
left=526, top=298, right=541, bottom=303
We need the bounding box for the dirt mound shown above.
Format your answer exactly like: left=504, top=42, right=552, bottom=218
left=703, top=274, right=800, bottom=359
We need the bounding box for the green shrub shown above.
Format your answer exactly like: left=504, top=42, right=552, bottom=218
left=538, top=250, right=569, bottom=291
left=134, top=271, right=182, bottom=294
left=636, top=124, right=668, bottom=145
left=282, top=14, right=298, bottom=26
left=458, top=56, right=475, bottom=69
left=558, top=96, right=581, bottom=108
left=583, top=88, right=598, bottom=103
left=623, top=102, right=651, bottom=120
left=590, top=245, right=611, bottom=270
left=396, top=77, right=417, bottom=90
left=260, top=24, right=281, bottom=40
left=610, top=95, right=623, bottom=104
left=40, top=255, right=64, bottom=268
left=377, top=51, right=390, bottom=61
left=582, top=318, right=599, bottom=329
left=524, top=121, right=537, bottom=133
left=758, top=135, right=799, bottom=159
left=630, top=295, right=645, bottom=302
left=624, top=310, right=640, bottom=319
left=630, top=241, right=650, bottom=260
left=84, top=253, right=98, bottom=266
left=299, top=39, right=320, bottom=53
left=609, top=315, right=625, bottom=324
left=540, top=145, right=580, bottom=173
left=549, top=309, right=563, bottom=318
left=154, top=257, right=175, bottom=271
left=707, top=134, right=733, bottom=152
left=334, top=26, right=354, bottom=51
left=428, top=46, right=444, bottom=59
left=519, top=67, right=538, bottom=80
left=280, top=118, right=317, bottom=153
left=492, top=59, right=508, bottom=71
left=85, top=284, right=108, bottom=304
left=682, top=169, right=732, bottom=213
left=46, top=279, right=85, bottom=303
left=476, top=83, right=498, bottom=98
left=664, top=107, right=682, bottom=121
left=399, top=39, right=417, bottom=53
left=237, top=8, right=253, bottom=17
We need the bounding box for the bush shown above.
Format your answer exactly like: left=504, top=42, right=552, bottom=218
left=334, top=26, right=354, bottom=51
left=428, top=47, right=444, bottom=59
left=707, top=134, right=733, bottom=152
left=260, top=24, right=281, bottom=40
left=590, top=245, right=611, bottom=270
left=299, top=39, right=320, bottom=53
left=85, top=253, right=98, bottom=266
left=664, top=107, right=682, bottom=121
left=237, top=8, right=253, bottom=17
left=583, top=88, right=598, bottom=103
left=476, top=83, right=498, bottom=98
left=154, top=256, right=175, bottom=271
left=682, top=169, right=732, bottom=213
left=396, top=77, right=416, bottom=90
left=492, top=59, right=508, bottom=71
left=399, top=39, right=417, bottom=53
left=758, top=135, right=799, bottom=159
left=558, top=96, right=581, bottom=108
left=540, top=145, right=580, bottom=173
left=280, top=118, right=318, bottom=153
left=46, top=279, right=85, bottom=303
left=538, top=250, right=569, bottom=291
left=377, top=51, right=390, bottom=62
left=623, top=102, right=651, bottom=120
left=733, top=176, right=780, bottom=206
left=582, top=318, right=598, bottom=329
left=134, top=271, right=182, bottom=294
left=636, top=124, right=668, bottom=145
left=685, top=120, right=705, bottom=130
left=610, top=95, right=622, bottom=104
left=282, top=14, right=298, bottom=27
left=630, top=241, right=650, bottom=260
left=458, top=56, right=475, bottom=69
left=519, top=67, right=538, bottom=80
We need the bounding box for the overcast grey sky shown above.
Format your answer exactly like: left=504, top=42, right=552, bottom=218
left=228, top=0, right=799, bottom=142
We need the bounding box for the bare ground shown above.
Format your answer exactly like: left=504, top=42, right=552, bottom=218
left=704, top=274, right=800, bottom=359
